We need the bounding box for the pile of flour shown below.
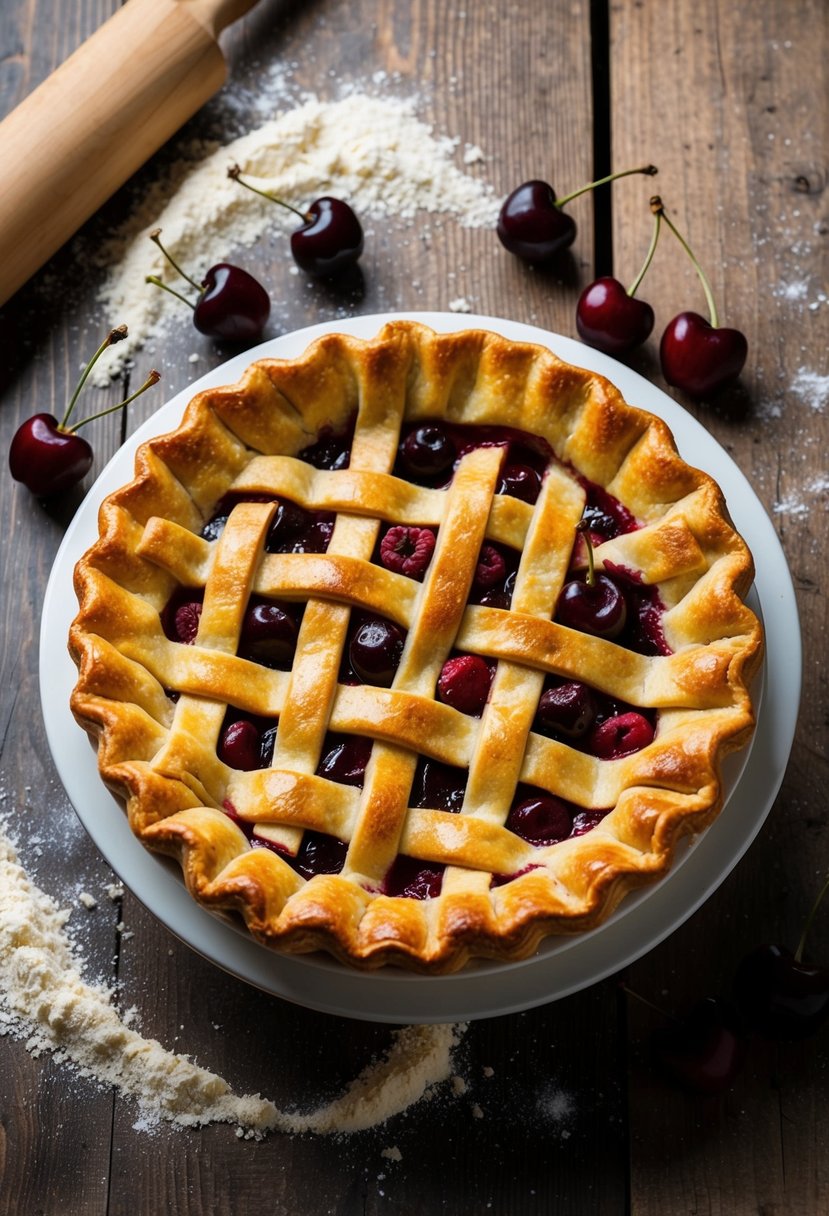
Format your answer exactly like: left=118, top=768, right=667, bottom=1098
left=93, top=93, right=499, bottom=383
left=0, top=819, right=464, bottom=1135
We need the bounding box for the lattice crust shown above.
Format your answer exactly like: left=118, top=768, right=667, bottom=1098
left=69, top=322, right=763, bottom=972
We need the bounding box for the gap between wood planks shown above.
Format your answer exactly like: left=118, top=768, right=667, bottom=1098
left=590, top=0, right=613, bottom=278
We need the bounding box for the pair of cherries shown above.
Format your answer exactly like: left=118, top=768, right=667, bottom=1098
left=498, top=171, right=747, bottom=397
left=9, top=326, right=160, bottom=497
left=147, top=174, right=363, bottom=343
left=631, top=873, right=829, bottom=1095
left=577, top=197, right=747, bottom=396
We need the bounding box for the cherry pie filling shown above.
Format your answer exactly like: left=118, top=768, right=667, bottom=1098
left=160, top=419, right=672, bottom=901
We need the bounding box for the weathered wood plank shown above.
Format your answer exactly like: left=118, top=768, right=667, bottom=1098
left=95, top=1, right=626, bottom=1214
left=0, top=3, right=126, bottom=1213
left=611, top=1, right=829, bottom=1211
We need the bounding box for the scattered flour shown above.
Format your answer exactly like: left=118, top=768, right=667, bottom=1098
left=536, top=1084, right=576, bottom=1139
left=790, top=368, right=829, bottom=412
left=94, top=93, right=498, bottom=382
left=773, top=474, right=829, bottom=517
left=0, top=819, right=465, bottom=1136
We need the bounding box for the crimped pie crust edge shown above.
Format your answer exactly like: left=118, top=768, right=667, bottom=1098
left=68, top=321, right=763, bottom=973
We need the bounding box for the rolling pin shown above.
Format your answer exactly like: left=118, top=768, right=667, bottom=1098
left=0, top=0, right=261, bottom=307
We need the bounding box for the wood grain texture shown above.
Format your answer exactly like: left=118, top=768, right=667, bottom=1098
left=611, top=1, right=829, bottom=1212
left=0, top=4, right=129, bottom=1213
left=0, top=1, right=630, bottom=1214
left=3, top=0, right=826, bottom=1211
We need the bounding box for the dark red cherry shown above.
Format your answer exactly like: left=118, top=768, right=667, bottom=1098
left=289, top=831, right=349, bottom=879
left=734, top=944, right=829, bottom=1041
left=437, top=655, right=493, bottom=716
left=589, top=711, right=654, bottom=759
left=557, top=572, right=627, bottom=639
left=298, top=431, right=351, bottom=470
left=294, top=515, right=335, bottom=554
left=535, top=681, right=597, bottom=739
left=239, top=601, right=297, bottom=667
left=411, top=759, right=467, bottom=813
left=383, top=855, right=444, bottom=900
left=400, top=425, right=455, bottom=479
left=576, top=276, right=655, bottom=355
left=651, top=997, right=746, bottom=1095
left=659, top=311, right=748, bottom=397
left=497, top=181, right=576, bottom=262
left=289, top=197, right=364, bottom=277
left=219, top=719, right=261, bottom=771
left=498, top=462, right=542, bottom=504
left=317, top=735, right=373, bottom=786
left=148, top=230, right=269, bottom=342
left=571, top=809, right=608, bottom=836
left=265, top=500, right=312, bottom=551
left=507, top=795, right=573, bottom=844
left=260, top=724, right=277, bottom=767
left=193, top=263, right=270, bottom=341
left=9, top=327, right=157, bottom=497
left=349, top=617, right=405, bottom=686
left=227, top=168, right=363, bottom=278
left=9, top=414, right=93, bottom=497
left=498, top=167, right=657, bottom=265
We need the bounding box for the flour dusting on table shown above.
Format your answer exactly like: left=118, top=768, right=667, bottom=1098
left=93, top=93, right=498, bottom=383
left=0, top=819, right=465, bottom=1136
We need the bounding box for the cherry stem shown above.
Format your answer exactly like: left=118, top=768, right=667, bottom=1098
left=146, top=275, right=196, bottom=311
left=576, top=519, right=596, bottom=587
left=59, top=326, right=128, bottom=430
left=650, top=196, right=719, bottom=328
left=794, top=871, right=829, bottom=964
left=627, top=208, right=661, bottom=299
left=227, top=164, right=309, bottom=222
left=149, top=229, right=203, bottom=294
left=556, top=164, right=658, bottom=209
left=67, top=370, right=161, bottom=434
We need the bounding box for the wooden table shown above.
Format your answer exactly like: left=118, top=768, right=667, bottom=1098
left=1, top=1, right=826, bottom=1211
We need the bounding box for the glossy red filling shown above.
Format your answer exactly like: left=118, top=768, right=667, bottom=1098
left=163, top=418, right=669, bottom=899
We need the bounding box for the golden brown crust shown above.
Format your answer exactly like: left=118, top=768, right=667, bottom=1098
left=69, top=322, right=763, bottom=972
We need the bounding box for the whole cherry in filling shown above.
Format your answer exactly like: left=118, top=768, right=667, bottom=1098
left=399, top=424, right=456, bottom=480
left=410, top=758, right=467, bottom=812
left=556, top=522, right=626, bottom=640
left=507, top=793, right=574, bottom=844
left=498, top=463, right=541, bottom=504
left=535, top=680, right=597, bottom=739
left=289, top=831, right=349, bottom=880
left=316, top=734, right=372, bottom=786
left=219, top=719, right=261, bottom=771
left=238, top=598, right=298, bottom=667
left=348, top=616, right=405, bottom=686
left=383, top=854, right=445, bottom=900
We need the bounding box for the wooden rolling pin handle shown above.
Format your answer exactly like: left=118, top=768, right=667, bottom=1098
left=0, top=0, right=261, bottom=308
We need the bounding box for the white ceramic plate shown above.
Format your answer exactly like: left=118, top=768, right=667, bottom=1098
left=40, top=313, right=800, bottom=1024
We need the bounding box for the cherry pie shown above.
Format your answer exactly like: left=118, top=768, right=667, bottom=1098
left=69, top=322, right=763, bottom=971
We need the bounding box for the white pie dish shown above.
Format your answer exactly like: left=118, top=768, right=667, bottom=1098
left=41, top=312, right=799, bottom=1023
